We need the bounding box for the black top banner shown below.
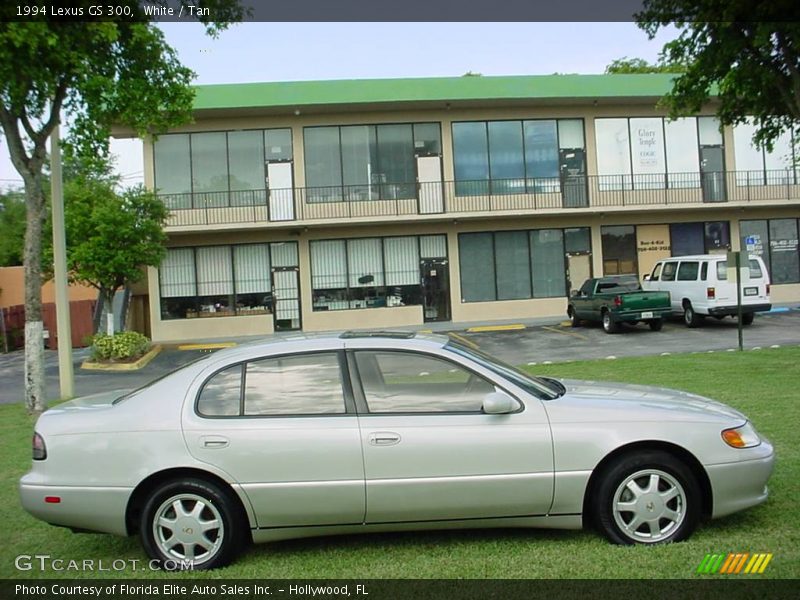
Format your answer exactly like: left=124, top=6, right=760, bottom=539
left=4, top=0, right=650, bottom=23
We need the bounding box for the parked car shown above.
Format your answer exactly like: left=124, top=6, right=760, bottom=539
left=20, top=332, right=774, bottom=570
left=642, top=254, right=771, bottom=327
left=567, top=275, right=672, bottom=333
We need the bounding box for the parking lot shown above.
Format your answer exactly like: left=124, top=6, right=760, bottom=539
left=0, top=309, right=798, bottom=404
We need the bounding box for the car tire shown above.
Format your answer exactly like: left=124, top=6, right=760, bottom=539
left=742, top=313, right=754, bottom=326
left=602, top=310, right=619, bottom=334
left=568, top=307, right=581, bottom=328
left=140, top=478, right=246, bottom=570
left=648, top=319, right=663, bottom=331
left=593, top=451, right=701, bottom=545
left=683, top=303, right=703, bottom=328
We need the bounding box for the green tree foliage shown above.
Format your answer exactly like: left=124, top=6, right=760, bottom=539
left=0, top=189, right=26, bottom=266
left=636, top=0, right=800, bottom=150
left=57, top=179, right=168, bottom=322
left=0, top=2, right=244, bottom=413
left=605, top=57, right=685, bottom=74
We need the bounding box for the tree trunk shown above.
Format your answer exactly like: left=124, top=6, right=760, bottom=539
left=23, top=175, right=46, bottom=416
left=92, top=292, right=105, bottom=334
left=103, top=288, right=117, bottom=335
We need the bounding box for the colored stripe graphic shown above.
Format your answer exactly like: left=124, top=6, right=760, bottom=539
left=699, top=553, right=773, bottom=575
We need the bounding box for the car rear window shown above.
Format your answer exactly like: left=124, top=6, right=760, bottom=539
left=716, top=259, right=764, bottom=280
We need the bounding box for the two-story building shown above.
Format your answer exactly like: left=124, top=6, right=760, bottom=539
left=135, top=74, right=800, bottom=342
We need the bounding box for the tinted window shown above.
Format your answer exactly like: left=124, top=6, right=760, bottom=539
left=355, top=351, right=495, bottom=413
left=701, top=262, right=708, bottom=281
left=717, top=259, right=764, bottom=281
left=198, top=365, right=242, bottom=416
left=661, top=262, right=677, bottom=281
left=244, top=353, right=344, bottom=416
left=650, top=263, right=663, bottom=281
left=677, top=261, right=699, bottom=281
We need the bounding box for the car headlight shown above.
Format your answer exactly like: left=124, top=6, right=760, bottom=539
left=721, top=422, right=761, bottom=448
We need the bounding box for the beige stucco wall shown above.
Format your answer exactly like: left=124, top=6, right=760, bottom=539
left=0, top=266, right=97, bottom=309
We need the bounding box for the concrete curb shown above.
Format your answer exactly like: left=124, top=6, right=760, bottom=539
left=175, top=342, right=238, bottom=351
left=81, top=345, right=162, bottom=371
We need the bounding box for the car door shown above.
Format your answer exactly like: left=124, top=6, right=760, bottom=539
left=348, top=348, right=554, bottom=523
left=183, top=350, right=365, bottom=529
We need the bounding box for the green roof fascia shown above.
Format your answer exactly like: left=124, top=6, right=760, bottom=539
left=193, top=74, right=682, bottom=111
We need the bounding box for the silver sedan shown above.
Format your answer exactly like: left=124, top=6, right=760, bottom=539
left=20, top=332, right=775, bottom=570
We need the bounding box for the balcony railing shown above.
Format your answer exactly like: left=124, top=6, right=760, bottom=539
left=160, top=169, right=800, bottom=228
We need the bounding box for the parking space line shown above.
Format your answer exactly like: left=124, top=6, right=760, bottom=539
left=448, top=332, right=480, bottom=349
left=466, top=324, right=525, bottom=333
left=542, top=326, right=589, bottom=341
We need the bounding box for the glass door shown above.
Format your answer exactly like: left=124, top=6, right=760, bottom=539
left=420, top=258, right=450, bottom=322
left=559, top=148, right=588, bottom=208
left=271, top=267, right=301, bottom=331
left=700, top=146, right=726, bottom=202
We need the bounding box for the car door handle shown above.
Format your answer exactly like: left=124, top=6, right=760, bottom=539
left=201, top=435, right=229, bottom=449
left=369, top=432, right=401, bottom=446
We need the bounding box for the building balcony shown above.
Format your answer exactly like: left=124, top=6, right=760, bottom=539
left=160, top=170, right=800, bottom=231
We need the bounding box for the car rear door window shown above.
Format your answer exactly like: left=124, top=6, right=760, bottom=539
left=244, top=352, right=345, bottom=416
left=677, top=261, right=699, bottom=281
left=355, top=351, right=494, bottom=413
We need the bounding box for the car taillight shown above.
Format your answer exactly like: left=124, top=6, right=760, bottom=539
left=707, top=287, right=715, bottom=299
left=614, top=295, right=622, bottom=307
left=32, top=432, right=47, bottom=460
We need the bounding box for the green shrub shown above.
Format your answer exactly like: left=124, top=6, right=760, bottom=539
left=91, top=331, right=150, bottom=362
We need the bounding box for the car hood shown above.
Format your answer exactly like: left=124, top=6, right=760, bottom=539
left=544, top=378, right=747, bottom=423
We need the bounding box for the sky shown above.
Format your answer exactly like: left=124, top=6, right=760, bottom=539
left=0, top=22, right=677, bottom=191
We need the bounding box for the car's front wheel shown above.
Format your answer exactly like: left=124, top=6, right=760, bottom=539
left=593, top=451, right=701, bottom=545
left=568, top=307, right=581, bottom=328
left=140, top=478, right=245, bottom=570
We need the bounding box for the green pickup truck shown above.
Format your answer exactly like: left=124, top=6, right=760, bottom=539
left=567, top=275, right=672, bottom=333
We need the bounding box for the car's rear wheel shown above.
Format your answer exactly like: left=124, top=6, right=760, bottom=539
left=568, top=307, right=581, bottom=327
left=140, top=478, right=244, bottom=570
left=648, top=319, right=663, bottom=331
left=593, top=451, right=701, bottom=545
left=602, top=310, right=619, bottom=334
left=742, top=313, right=754, bottom=326
left=683, top=303, right=703, bottom=328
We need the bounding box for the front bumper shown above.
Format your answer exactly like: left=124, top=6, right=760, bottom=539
left=19, top=476, right=131, bottom=536
left=708, top=303, right=772, bottom=316
left=705, top=442, right=775, bottom=519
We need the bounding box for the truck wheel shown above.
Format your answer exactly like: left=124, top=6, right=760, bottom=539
left=568, top=307, right=581, bottom=328
left=602, top=310, right=619, bottom=334
left=683, top=303, right=703, bottom=328
left=648, top=319, right=663, bottom=331
left=742, top=313, right=754, bottom=326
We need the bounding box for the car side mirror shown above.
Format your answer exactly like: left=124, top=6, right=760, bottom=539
left=482, top=391, right=519, bottom=415
left=643, top=274, right=651, bottom=282
left=570, top=289, right=579, bottom=297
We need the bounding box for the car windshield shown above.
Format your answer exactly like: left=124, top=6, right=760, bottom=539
left=445, top=341, right=561, bottom=400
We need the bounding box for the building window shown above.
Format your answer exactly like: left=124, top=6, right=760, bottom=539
left=303, top=123, right=441, bottom=203
left=159, top=242, right=298, bottom=320
left=733, top=121, right=799, bottom=186
left=458, top=227, right=589, bottom=302
left=594, top=116, right=715, bottom=190
left=601, top=225, right=637, bottom=275
left=153, top=129, right=291, bottom=209
left=452, top=119, right=585, bottom=196
left=670, top=221, right=730, bottom=256
left=741, top=219, right=800, bottom=284
left=310, top=235, right=446, bottom=311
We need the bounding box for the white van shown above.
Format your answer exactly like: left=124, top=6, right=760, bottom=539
left=642, top=254, right=771, bottom=327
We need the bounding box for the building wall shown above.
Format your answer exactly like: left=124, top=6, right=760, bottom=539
left=0, top=266, right=97, bottom=309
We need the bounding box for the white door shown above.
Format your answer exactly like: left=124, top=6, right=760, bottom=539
left=267, top=162, right=295, bottom=221
left=417, top=156, right=444, bottom=214
left=351, top=350, right=554, bottom=523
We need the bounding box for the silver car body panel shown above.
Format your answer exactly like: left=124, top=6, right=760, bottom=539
left=19, top=333, right=775, bottom=543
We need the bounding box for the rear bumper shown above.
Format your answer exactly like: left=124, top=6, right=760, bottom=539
left=706, top=444, right=775, bottom=519
left=707, top=304, right=772, bottom=316
left=19, top=476, right=131, bottom=536
left=613, top=308, right=671, bottom=322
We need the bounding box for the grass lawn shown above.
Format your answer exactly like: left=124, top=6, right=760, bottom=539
left=1, top=347, right=797, bottom=579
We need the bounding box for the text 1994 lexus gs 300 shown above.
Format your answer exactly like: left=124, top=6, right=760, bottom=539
left=20, top=332, right=775, bottom=569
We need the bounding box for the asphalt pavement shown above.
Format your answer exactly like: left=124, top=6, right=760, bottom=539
left=1, top=308, right=798, bottom=405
